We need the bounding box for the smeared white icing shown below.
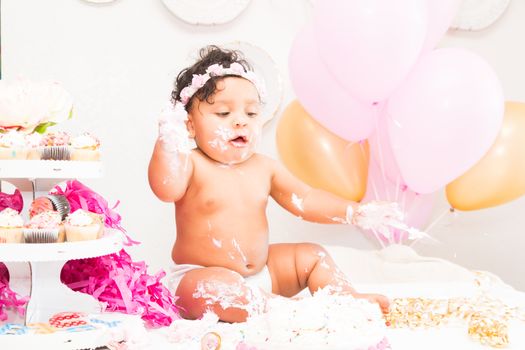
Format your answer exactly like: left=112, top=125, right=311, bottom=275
left=212, top=238, right=222, bottom=248
left=232, top=239, right=247, bottom=263
left=291, top=193, right=304, bottom=212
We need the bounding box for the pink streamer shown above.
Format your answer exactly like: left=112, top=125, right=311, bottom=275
left=50, top=180, right=139, bottom=246
left=61, top=250, right=181, bottom=328
left=0, top=263, right=29, bottom=321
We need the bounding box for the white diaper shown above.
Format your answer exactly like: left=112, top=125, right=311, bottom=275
left=169, top=264, right=272, bottom=294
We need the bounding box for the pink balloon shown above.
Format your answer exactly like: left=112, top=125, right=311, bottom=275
left=387, top=48, right=505, bottom=194
left=362, top=159, right=435, bottom=244
left=289, top=24, right=377, bottom=141
left=422, top=0, right=461, bottom=52
left=313, top=0, right=427, bottom=103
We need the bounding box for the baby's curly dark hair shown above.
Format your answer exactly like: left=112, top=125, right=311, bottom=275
left=171, top=45, right=253, bottom=111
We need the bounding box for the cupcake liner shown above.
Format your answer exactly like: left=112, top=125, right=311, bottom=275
left=39, top=146, right=71, bottom=160
left=70, top=148, right=100, bottom=161
left=23, top=228, right=59, bottom=243
left=46, top=195, right=71, bottom=221
left=0, top=228, right=24, bottom=243
left=65, top=223, right=100, bottom=242
left=0, top=147, right=28, bottom=160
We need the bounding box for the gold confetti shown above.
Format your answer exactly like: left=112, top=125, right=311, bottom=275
left=385, top=273, right=524, bottom=348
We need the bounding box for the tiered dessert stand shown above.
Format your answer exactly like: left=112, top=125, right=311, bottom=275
left=0, top=160, right=123, bottom=325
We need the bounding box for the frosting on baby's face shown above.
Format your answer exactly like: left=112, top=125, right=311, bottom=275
left=186, top=77, right=263, bottom=166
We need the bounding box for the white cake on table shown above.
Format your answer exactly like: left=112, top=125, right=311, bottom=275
left=166, top=288, right=390, bottom=350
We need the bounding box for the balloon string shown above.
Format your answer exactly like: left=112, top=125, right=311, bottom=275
left=394, top=173, right=401, bottom=204
left=373, top=105, right=390, bottom=201
left=410, top=208, right=450, bottom=247
left=371, top=228, right=387, bottom=249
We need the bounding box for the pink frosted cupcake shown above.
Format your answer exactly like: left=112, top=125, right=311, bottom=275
left=39, top=131, right=71, bottom=160
left=0, top=130, right=28, bottom=160
left=69, top=133, right=101, bottom=161
left=0, top=208, right=24, bottom=243
left=64, top=209, right=103, bottom=241
left=23, top=210, right=64, bottom=243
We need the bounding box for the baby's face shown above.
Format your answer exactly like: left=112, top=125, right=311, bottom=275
left=187, top=77, right=263, bottom=165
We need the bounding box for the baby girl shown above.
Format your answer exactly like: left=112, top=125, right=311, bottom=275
left=149, top=46, right=405, bottom=322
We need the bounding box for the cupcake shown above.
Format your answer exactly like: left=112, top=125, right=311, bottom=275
left=25, top=132, right=43, bottom=160
left=23, top=210, right=65, bottom=243
left=0, top=130, right=28, bottom=160
left=29, top=195, right=70, bottom=221
left=64, top=209, right=103, bottom=242
left=69, top=133, right=100, bottom=161
left=0, top=208, right=24, bottom=243
left=39, top=131, right=71, bottom=160
left=29, top=197, right=55, bottom=218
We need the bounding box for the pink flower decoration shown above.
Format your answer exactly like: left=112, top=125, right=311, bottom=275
left=0, top=189, right=24, bottom=213
left=206, top=63, right=223, bottom=76
left=191, top=73, right=210, bottom=88
left=229, top=62, right=245, bottom=75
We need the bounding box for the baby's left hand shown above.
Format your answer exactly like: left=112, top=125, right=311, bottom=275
left=349, top=201, right=426, bottom=240
left=351, top=201, right=404, bottom=229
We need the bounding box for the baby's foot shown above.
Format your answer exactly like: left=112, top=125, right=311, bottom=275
left=353, top=293, right=390, bottom=315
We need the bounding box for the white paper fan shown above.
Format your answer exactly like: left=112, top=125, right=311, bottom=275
left=222, top=41, right=284, bottom=126
left=161, top=0, right=252, bottom=26
left=451, top=0, right=510, bottom=31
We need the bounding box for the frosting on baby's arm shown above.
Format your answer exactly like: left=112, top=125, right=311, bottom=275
left=269, top=159, right=354, bottom=223
left=149, top=102, right=194, bottom=203
left=347, top=201, right=428, bottom=241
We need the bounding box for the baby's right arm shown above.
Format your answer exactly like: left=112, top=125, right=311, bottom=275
left=148, top=103, right=194, bottom=202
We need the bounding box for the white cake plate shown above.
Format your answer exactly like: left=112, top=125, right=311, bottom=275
left=1, top=230, right=123, bottom=324
left=0, top=160, right=103, bottom=191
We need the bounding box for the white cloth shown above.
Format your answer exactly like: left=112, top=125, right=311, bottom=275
left=169, top=264, right=272, bottom=294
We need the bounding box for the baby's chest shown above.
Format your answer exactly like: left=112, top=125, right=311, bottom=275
left=191, top=171, right=270, bottom=211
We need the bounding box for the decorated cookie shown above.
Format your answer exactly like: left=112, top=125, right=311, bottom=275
left=49, top=311, right=88, bottom=329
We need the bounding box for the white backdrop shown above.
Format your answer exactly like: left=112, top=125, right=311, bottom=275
left=2, top=0, right=524, bottom=291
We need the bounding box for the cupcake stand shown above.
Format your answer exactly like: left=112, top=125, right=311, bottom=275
left=0, top=160, right=132, bottom=348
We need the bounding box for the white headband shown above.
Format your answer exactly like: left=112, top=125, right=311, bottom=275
left=178, top=62, right=266, bottom=106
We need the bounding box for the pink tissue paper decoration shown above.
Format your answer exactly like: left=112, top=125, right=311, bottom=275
left=0, top=189, right=24, bottom=213
left=50, top=180, right=139, bottom=246
left=0, top=263, right=29, bottom=321
left=61, top=250, right=181, bottom=328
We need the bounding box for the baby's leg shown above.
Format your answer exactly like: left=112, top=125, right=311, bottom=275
left=267, top=243, right=390, bottom=314
left=174, top=266, right=266, bottom=323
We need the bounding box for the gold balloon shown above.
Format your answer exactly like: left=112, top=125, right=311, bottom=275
left=276, top=100, right=369, bottom=201
left=446, top=101, right=525, bottom=210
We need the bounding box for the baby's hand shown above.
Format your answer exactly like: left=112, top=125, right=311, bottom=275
left=350, top=201, right=403, bottom=227
left=158, top=102, right=193, bottom=155
left=348, top=201, right=427, bottom=241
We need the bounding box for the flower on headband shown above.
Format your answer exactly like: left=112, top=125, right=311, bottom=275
left=229, top=62, right=245, bottom=75
left=191, top=73, right=210, bottom=89
left=178, top=63, right=266, bottom=107
left=206, top=64, right=223, bottom=76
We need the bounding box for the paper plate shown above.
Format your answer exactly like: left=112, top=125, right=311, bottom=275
left=162, top=0, right=252, bottom=25
left=222, top=41, right=284, bottom=125
left=450, top=0, right=511, bottom=31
